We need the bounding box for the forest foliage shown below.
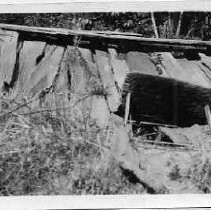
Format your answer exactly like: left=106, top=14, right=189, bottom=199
left=0, top=12, right=210, bottom=40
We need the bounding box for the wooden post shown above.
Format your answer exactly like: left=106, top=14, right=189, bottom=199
left=124, top=92, right=131, bottom=125
left=204, top=105, right=211, bottom=133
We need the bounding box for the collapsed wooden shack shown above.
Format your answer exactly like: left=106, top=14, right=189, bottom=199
left=119, top=73, right=211, bottom=127
left=1, top=23, right=211, bottom=193
left=1, top=24, right=211, bottom=127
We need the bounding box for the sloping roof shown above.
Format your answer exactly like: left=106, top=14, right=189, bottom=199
left=1, top=23, right=211, bottom=127
left=2, top=23, right=211, bottom=87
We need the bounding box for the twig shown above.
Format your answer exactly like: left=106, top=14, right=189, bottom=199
left=139, top=121, right=177, bottom=128
left=0, top=96, right=40, bottom=120
left=96, top=133, right=104, bottom=158
left=16, top=94, right=91, bottom=116
left=134, top=138, right=193, bottom=148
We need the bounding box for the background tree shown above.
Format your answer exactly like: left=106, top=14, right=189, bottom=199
left=0, top=12, right=210, bottom=40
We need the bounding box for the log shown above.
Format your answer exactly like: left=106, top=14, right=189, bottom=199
left=1, top=23, right=211, bottom=54
left=205, top=105, right=211, bottom=133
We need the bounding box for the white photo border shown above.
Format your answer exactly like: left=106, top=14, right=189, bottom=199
left=0, top=1, right=211, bottom=209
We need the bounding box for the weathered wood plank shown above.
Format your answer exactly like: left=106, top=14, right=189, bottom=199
left=177, top=59, right=211, bottom=88
left=23, top=45, right=65, bottom=98
left=160, top=126, right=189, bottom=145
left=111, top=114, right=158, bottom=193
left=0, top=30, right=19, bottom=90
left=66, top=47, right=91, bottom=94
left=205, top=105, right=211, bottom=133
left=126, top=52, right=158, bottom=75
left=124, top=92, right=131, bottom=125
left=160, top=52, right=195, bottom=82
left=1, top=23, right=211, bottom=53
left=108, top=48, right=130, bottom=89
left=14, top=41, right=46, bottom=97
left=199, top=53, right=211, bottom=69
left=94, top=50, right=121, bottom=112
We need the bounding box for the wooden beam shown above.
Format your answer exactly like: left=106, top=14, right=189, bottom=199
left=140, top=121, right=177, bottom=128
left=205, top=105, right=211, bottom=133
left=1, top=23, right=211, bottom=54
left=124, top=92, right=131, bottom=125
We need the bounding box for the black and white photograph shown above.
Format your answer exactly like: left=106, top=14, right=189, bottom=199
left=1, top=1, right=211, bottom=202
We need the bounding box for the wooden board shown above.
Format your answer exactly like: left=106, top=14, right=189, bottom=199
left=108, top=48, right=130, bottom=89
left=24, top=45, right=65, bottom=98
left=14, top=40, right=46, bottom=97
left=1, top=23, right=211, bottom=54
left=94, top=50, right=121, bottom=112
left=176, top=59, right=211, bottom=88
left=126, top=52, right=158, bottom=75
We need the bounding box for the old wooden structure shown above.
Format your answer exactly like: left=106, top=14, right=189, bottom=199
left=1, top=23, right=211, bottom=127
left=1, top=23, right=211, bottom=193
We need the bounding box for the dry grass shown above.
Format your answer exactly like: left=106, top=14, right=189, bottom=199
left=0, top=92, right=144, bottom=195
left=2, top=91, right=211, bottom=195
left=186, top=141, right=211, bottom=193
